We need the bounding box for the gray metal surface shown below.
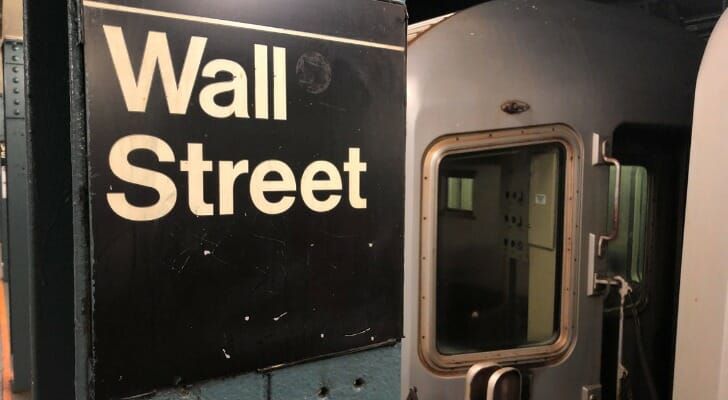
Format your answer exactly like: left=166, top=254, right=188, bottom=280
left=402, top=0, right=702, bottom=398
left=3, top=39, right=31, bottom=392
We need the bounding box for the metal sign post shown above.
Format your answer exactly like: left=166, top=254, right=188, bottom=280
left=3, top=39, right=31, bottom=393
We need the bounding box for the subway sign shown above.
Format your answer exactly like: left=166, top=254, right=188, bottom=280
left=82, top=0, right=405, bottom=397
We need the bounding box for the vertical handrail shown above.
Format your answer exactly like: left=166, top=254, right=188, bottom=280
left=598, top=140, right=621, bottom=257
left=614, top=276, right=632, bottom=399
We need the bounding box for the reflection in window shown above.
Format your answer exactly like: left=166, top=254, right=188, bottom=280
left=436, top=143, right=565, bottom=355
left=447, top=176, right=474, bottom=212
left=606, top=166, right=649, bottom=285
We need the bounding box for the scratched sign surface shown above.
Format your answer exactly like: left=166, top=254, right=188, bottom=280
left=82, top=0, right=405, bottom=397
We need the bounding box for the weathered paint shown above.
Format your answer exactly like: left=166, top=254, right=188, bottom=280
left=19, top=0, right=406, bottom=397
left=149, top=373, right=265, bottom=400
left=81, top=0, right=405, bottom=398
left=148, top=344, right=400, bottom=400
left=269, top=344, right=400, bottom=400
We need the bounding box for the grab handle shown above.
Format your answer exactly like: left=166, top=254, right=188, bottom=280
left=598, top=139, right=621, bottom=257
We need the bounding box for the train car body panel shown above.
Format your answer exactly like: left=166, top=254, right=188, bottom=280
left=674, top=9, right=728, bottom=400
left=403, top=1, right=702, bottom=398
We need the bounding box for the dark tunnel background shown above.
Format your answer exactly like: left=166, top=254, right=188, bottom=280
left=407, top=0, right=727, bottom=38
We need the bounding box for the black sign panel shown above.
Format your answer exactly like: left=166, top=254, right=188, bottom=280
left=82, top=0, right=405, bottom=397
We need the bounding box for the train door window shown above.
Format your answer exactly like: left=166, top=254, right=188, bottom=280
left=605, top=165, right=649, bottom=302
left=420, top=126, right=578, bottom=370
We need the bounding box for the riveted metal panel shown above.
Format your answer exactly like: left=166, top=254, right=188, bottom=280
left=3, top=39, right=31, bottom=392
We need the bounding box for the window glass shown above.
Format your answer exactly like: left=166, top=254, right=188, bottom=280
left=436, top=143, right=565, bottom=355
left=447, top=176, right=474, bottom=211
left=606, top=166, right=649, bottom=285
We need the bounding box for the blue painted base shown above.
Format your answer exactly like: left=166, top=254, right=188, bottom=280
left=149, top=344, right=401, bottom=400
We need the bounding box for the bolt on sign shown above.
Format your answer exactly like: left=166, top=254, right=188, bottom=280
left=81, top=0, right=406, bottom=397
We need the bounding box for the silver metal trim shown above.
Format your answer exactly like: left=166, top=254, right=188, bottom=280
left=464, top=362, right=500, bottom=400
left=407, top=12, right=455, bottom=44
left=418, top=124, right=583, bottom=373
left=614, top=276, right=632, bottom=399
left=591, top=132, right=602, bottom=166
left=486, top=367, right=522, bottom=400
left=597, top=140, right=621, bottom=257
left=587, top=233, right=598, bottom=296
left=581, top=384, right=602, bottom=400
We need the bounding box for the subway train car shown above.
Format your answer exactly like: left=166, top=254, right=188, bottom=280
left=402, top=0, right=704, bottom=399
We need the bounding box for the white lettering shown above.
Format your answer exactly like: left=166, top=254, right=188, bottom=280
left=106, top=139, right=366, bottom=220
left=219, top=160, right=250, bottom=215
left=199, top=59, right=250, bottom=118
left=343, top=148, right=367, bottom=209
left=254, top=44, right=269, bottom=119
left=104, top=28, right=287, bottom=120
left=180, top=143, right=214, bottom=216
left=107, top=135, right=177, bottom=221
left=300, top=161, right=342, bottom=212
left=249, top=160, right=296, bottom=215
left=273, top=46, right=287, bottom=120
left=103, top=25, right=206, bottom=114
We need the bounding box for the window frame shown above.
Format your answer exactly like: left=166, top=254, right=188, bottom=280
left=418, top=125, right=582, bottom=373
